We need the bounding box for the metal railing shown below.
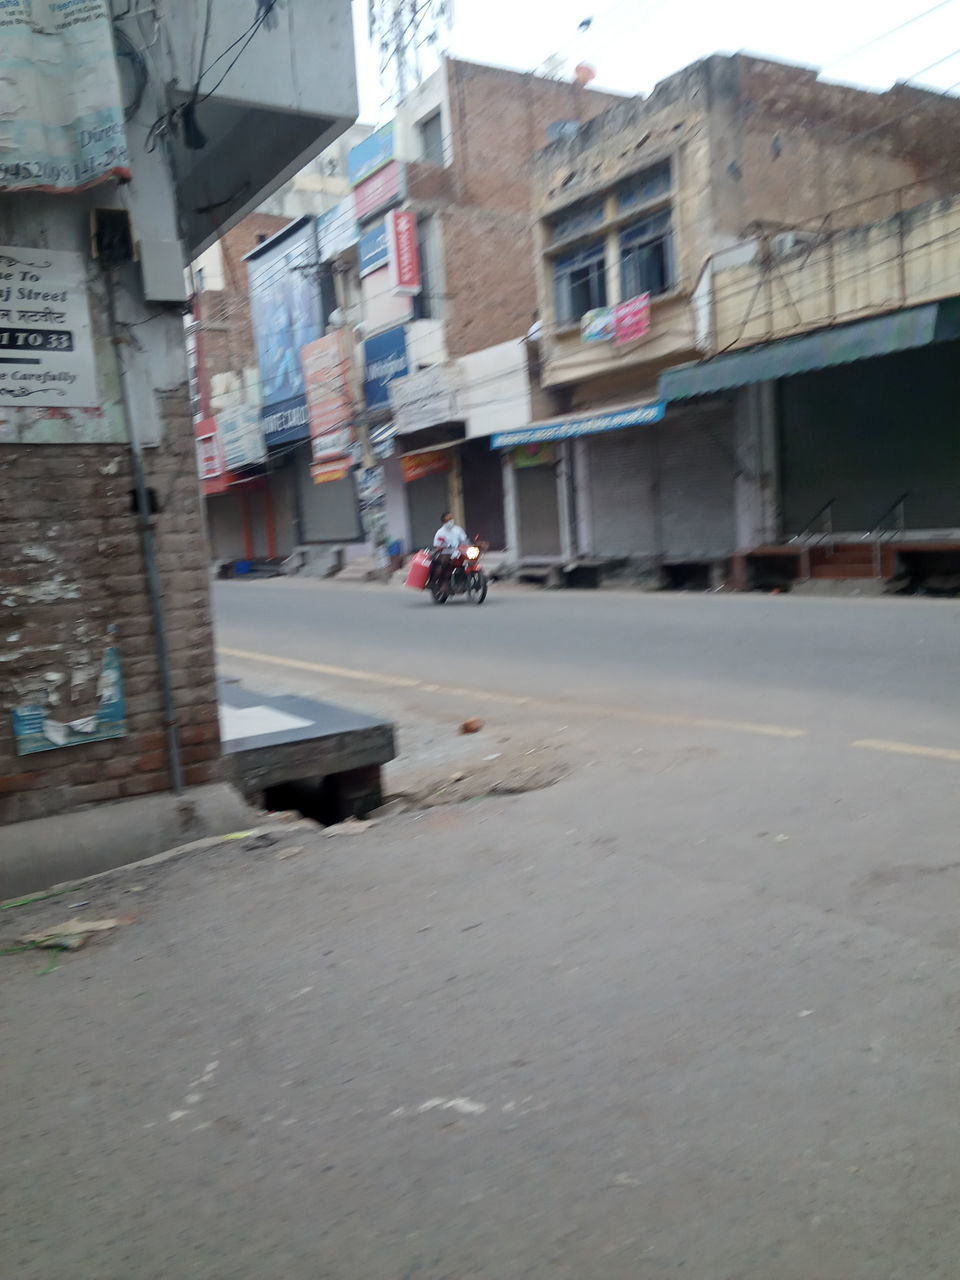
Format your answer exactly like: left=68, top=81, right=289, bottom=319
left=790, top=498, right=836, bottom=580
left=866, top=492, right=907, bottom=578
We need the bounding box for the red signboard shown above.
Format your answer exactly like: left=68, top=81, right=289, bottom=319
left=386, top=209, right=421, bottom=296
left=300, top=331, right=354, bottom=462
left=354, top=160, right=403, bottom=221
left=614, top=293, right=651, bottom=346
left=401, top=449, right=451, bottom=484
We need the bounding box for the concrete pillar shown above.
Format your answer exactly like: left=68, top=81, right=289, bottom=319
left=734, top=382, right=778, bottom=551
left=501, top=449, right=519, bottom=560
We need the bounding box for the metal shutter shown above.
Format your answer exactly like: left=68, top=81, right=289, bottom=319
left=407, top=470, right=451, bottom=551
left=658, top=409, right=736, bottom=559
left=588, top=429, right=657, bottom=556
left=516, top=464, right=562, bottom=557
left=296, top=449, right=362, bottom=544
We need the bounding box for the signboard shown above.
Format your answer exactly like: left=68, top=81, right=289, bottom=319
left=492, top=401, right=666, bottom=448
left=12, top=645, right=126, bottom=756
left=354, top=160, right=404, bottom=223
left=359, top=222, right=389, bottom=277
left=217, top=404, right=266, bottom=471
left=317, top=194, right=358, bottom=260
left=512, top=442, right=556, bottom=468
left=348, top=122, right=395, bottom=187
left=0, top=1, right=130, bottom=194
left=301, top=332, right=354, bottom=462
left=386, top=210, right=421, bottom=296
left=0, top=246, right=97, bottom=407
left=390, top=364, right=457, bottom=435
left=581, top=307, right=615, bottom=343
left=246, top=219, right=322, bottom=444
left=615, top=293, right=651, bottom=345
left=311, top=457, right=353, bottom=485
left=195, top=418, right=223, bottom=481
left=401, top=449, right=451, bottom=483
left=363, top=325, right=408, bottom=409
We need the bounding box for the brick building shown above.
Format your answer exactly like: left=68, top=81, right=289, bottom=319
left=486, top=53, right=960, bottom=582
left=0, top=1, right=358, bottom=894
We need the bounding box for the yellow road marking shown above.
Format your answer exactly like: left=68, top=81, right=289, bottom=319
left=852, top=738, right=960, bottom=763
left=219, top=646, right=804, bottom=739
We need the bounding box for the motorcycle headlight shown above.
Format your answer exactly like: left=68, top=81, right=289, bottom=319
left=466, top=545, right=480, bottom=560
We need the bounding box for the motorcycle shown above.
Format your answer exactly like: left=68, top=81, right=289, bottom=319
left=406, top=542, right=489, bottom=605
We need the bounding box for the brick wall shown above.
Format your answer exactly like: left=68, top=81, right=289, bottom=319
left=439, top=60, right=623, bottom=359
left=0, top=386, right=222, bottom=825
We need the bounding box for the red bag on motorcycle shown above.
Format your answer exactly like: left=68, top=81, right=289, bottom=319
left=406, top=550, right=432, bottom=590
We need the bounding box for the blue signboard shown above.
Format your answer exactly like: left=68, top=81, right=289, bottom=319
left=359, top=221, right=389, bottom=276
left=348, top=122, right=395, bottom=187
left=492, top=402, right=666, bottom=449
left=246, top=218, right=322, bottom=444
left=364, top=325, right=409, bottom=409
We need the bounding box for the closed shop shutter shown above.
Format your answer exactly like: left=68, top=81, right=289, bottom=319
left=462, top=439, right=506, bottom=549
left=516, top=464, right=561, bottom=557
left=407, top=469, right=451, bottom=550
left=658, top=410, right=736, bottom=559
left=588, top=429, right=657, bottom=556
left=207, top=492, right=247, bottom=560
left=296, top=445, right=362, bottom=543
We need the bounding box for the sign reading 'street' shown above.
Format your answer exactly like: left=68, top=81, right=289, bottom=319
left=0, top=246, right=97, bottom=408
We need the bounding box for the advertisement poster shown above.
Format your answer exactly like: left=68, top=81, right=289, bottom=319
left=246, top=219, right=323, bottom=444
left=311, top=457, right=353, bottom=485
left=12, top=645, right=126, bottom=756
left=401, top=449, right=451, bottom=484
left=359, top=222, right=389, bottom=277
left=0, top=245, right=97, bottom=407
left=581, top=307, right=615, bottom=343
left=512, top=442, right=557, bottom=468
left=300, top=332, right=354, bottom=462
left=0, top=0, right=130, bottom=194
left=614, top=293, right=651, bottom=345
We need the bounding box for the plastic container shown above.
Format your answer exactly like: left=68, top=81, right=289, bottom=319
left=406, top=549, right=432, bottom=591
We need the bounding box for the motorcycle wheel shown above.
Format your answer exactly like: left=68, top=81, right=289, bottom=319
left=467, top=571, right=488, bottom=604
left=431, top=582, right=449, bottom=604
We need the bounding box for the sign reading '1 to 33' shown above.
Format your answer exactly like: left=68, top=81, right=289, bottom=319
left=0, top=245, right=97, bottom=407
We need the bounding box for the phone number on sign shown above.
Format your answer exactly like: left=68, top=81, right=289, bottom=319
left=0, top=328, right=74, bottom=352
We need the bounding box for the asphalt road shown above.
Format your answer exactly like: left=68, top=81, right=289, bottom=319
left=5, top=581, right=960, bottom=1279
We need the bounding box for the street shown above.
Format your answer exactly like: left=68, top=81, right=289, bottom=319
left=5, top=581, right=960, bottom=1278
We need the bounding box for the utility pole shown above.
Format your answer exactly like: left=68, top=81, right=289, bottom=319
left=368, top=0, right=454, bottom=106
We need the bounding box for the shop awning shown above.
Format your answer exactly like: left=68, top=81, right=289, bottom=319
left=491, top=399, right=665, bottom=449
left=659, top=299, right=960, bottom=402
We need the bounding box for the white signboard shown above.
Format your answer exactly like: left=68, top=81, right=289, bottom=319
left=0, top=0, right=130, bottom=193
left=217, top=404, right=266, bottom=471
left=389, top=365, right=459, bottom=435
left=0, top=246, right=98, bottom=408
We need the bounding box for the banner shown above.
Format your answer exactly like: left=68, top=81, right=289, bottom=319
left=614, top=293, right=651, bottom=345
left=0, top=0, right=131, bottom=194
left=246, top=219, right=322, bottom=444
left=401, top=449, right=451, bottom=484
left=301, top=332, right=354, bottom=462
left=364, top=325, right=408, bottom=408
left=354, top=161, right=404, bottom=222
left=217, top=405, right=266, bottom=471
left=348, top=122, right=395, bottom=187
left=359, top=222, right=389, bottom=277
left=581, top=307, right=614, bottom=343
left=386, top=210, right=421, bottom=296
left=512, top=443, right=556, bottom=468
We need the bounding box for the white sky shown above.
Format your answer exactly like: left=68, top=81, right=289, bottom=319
left=351, top=0, right=960, bottom=124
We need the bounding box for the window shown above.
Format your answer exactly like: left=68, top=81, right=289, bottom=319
left=620, top=209, right=674, bottom=299
left=617, top=161, right=671, bottom=212
left=419, top=111, right=445, bottom=166
left=412, top=216, right=440, bottom=320
left=554, top=240, right=607, bottom=327
left=548, top=199, right=604, bottom=244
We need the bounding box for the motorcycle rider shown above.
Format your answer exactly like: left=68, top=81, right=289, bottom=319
left=431, top=511, right=469, bottom=590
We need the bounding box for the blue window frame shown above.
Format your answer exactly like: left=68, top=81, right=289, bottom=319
left=554, top=240, right=607, bottom=326
left=620, top=208, right=674, bottom=300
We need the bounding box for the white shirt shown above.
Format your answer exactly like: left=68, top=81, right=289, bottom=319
left=434, top=521, right=469, bottom=550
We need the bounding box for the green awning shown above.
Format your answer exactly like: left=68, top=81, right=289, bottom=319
left=659, top=298, right=960, bottom=401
